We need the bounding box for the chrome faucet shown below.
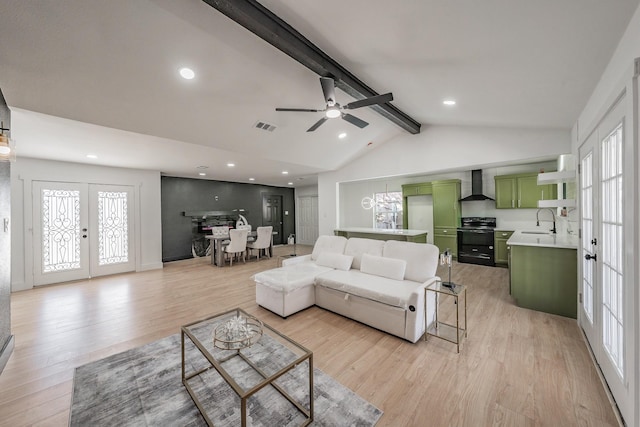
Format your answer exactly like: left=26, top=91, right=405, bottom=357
left=536, top=208, right=557, bottom=234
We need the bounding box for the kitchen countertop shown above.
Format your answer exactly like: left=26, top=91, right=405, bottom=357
left=334, top=227, right=428, bottom=236
left=507, top=230, right=578, bottom=249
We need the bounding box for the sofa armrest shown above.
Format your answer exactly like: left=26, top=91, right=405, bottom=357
left=404, top=276, right=441, bottom=343
left=282, top=254, right=312, bottom=266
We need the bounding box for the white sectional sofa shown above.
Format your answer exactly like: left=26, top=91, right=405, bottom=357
left=253, top=235, right=440, bottom=343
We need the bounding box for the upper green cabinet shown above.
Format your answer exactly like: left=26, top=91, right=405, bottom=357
left=402, top=182, right=432, bottom=197
left=494, top=173, right=557, bottom=209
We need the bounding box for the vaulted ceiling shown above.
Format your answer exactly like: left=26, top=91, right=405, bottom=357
left=0, top=0, right=638, bottom=186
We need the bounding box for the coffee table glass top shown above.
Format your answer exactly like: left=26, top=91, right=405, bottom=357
left=181, top=307, right=313, bottom=396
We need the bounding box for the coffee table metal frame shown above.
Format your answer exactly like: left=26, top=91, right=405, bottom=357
left=181, top=307, right=314, bottom=426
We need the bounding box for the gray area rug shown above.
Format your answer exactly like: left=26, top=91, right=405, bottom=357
left=70, top=331, right=382, bottom=426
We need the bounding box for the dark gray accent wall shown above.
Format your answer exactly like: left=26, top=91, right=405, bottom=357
left=161, top=176, right=295, bottom=262
left=0, top=87, right=13, bottom=374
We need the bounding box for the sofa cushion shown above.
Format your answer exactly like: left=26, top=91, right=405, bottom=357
left=253, top=262, right=334, bottom=293
left=383, top=241, right=439, bottom=283
left=314, top=270, right=422, bottom=309
left=344, top=238, right=385, bottom=270
left=316, top=252, right=354, bottom=271
left=360, top=253, right=406, bottom=280
left=311, top=235, right=348, bottom=261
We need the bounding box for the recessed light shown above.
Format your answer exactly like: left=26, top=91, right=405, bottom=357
left=443, top=99, right=456, bottom=106
left=249, top=178, right=255, bottom=181
left=198, top=172, right=206, bottom=176
left=338, top=132, right=347, bottom=139
left=282, top=171, right=288, bottom=175
left=86, top=154, right=98, bottom=159
left=288, top=182, right=293, bottom=185
left=179, top=67, right=195, bottom=80
left=227, top=163, right=235, bottom=167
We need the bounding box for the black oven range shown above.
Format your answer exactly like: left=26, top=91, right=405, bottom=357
left=457, top=217, right=497, bottom=266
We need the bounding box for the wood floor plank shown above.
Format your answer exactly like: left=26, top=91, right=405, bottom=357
left=0, top=246, right=619, bottom=427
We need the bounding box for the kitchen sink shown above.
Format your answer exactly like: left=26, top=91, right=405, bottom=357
left=521, top=231, right=551, bottom=235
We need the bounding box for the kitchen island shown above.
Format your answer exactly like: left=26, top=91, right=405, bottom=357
left=507, top=230, right=578, bottom=318
left=334, top=227, right=428, bottom=243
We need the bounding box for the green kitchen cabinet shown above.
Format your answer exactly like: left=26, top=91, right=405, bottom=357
left=402, top=182, right=432, bottom=197
left=495, top=176, right=517, bottom=208
left=434, top=227, right=458, bottom=257
left=432, top=180, right=461, bottom=256
left=494, top=173, right=557, bottom=209
left=510, top=245, right=577, bottom=318
left=494, top=230, right=514, bottom=266
left=432, top=180, right=461, bottom=228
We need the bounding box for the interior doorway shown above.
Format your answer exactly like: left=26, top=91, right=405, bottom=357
left=262, top=194, right=283, bottom=245
left=296, top=195, right=319, bottom=245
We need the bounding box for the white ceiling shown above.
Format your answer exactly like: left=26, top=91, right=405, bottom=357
left=1, top=0, right=638, bottom=186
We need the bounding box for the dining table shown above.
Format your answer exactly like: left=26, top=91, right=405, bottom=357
left=205, top=231, right=274, bottom=267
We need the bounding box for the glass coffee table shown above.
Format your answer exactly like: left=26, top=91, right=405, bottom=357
left=181, top=308, right=313, bottom=426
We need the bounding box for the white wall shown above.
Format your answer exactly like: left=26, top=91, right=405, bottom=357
left=294, top=185, right=318, bottom=197
left=318, top=125, right=571, bottom=236
left=11, top=158, right=162, bottom=291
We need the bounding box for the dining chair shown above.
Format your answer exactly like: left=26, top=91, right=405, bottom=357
left=247, top=226, right=273, bottom=260
left=236, top=224, right=253, bottom=242
left=223, top=228, right=249, bottom=266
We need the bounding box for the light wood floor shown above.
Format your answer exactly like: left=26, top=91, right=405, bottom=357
left=0, top=245, right=618, bottom=426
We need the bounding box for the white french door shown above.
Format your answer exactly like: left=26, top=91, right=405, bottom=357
left=33, top=181, right=135, bottom=286
left=578, top=95, right=634, bottom=424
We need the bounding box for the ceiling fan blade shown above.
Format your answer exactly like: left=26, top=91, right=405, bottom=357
left=276, top=108, right=321, bottom=112
left=342, top=113, right=369, bottom=128
left=320, top=77, right=337, bottom=106
left=307, top=116, right=329, bottom=132
left=344, top=93, right=393, bottom=110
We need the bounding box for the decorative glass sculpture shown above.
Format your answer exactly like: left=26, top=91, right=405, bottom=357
left=214, top=315, right=263, bottom=350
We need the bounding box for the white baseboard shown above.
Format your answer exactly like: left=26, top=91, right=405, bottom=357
left=11, top=281, right=30, bottom=292
left=137, top=262, right=163, bottom=272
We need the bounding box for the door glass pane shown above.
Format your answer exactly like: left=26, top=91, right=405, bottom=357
left=42, top=189, right=81, bottom=272
left=601, top=123, right=624, bottom=377
left=98, top=191, right=129, bottom=265
left=581, top=152, right=594, bottom=322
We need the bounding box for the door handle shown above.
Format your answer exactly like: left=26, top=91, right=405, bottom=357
left=591, top=238, right=597, bottom=245
left=585, top=253, right=597, bottom=261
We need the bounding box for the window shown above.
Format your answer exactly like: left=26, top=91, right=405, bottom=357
left=374, top=191, right=403, bottom=229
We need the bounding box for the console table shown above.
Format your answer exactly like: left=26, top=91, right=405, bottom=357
left=424, top=281, right=467, bottom=353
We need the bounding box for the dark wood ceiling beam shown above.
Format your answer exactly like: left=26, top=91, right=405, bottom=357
left=203, top=0, right=421, bottom=134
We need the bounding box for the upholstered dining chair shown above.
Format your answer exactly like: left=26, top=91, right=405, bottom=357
left=236, top=224, right=253, bottom=242
left=223, top=228, right=248, bottom=266
left=247, top=226, right=273, bottom=260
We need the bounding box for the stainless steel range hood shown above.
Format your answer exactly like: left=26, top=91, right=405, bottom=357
left=460, top=169, right=494, bottom=201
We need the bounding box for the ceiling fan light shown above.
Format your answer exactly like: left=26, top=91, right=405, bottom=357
left=325, top=107, right=341, bottom=119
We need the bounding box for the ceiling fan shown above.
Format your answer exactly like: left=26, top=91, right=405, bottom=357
left=276, top=77, right=393, bottom=132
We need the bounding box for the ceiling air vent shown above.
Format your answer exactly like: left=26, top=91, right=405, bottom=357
left=254, top=121, right=276, bottom=132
